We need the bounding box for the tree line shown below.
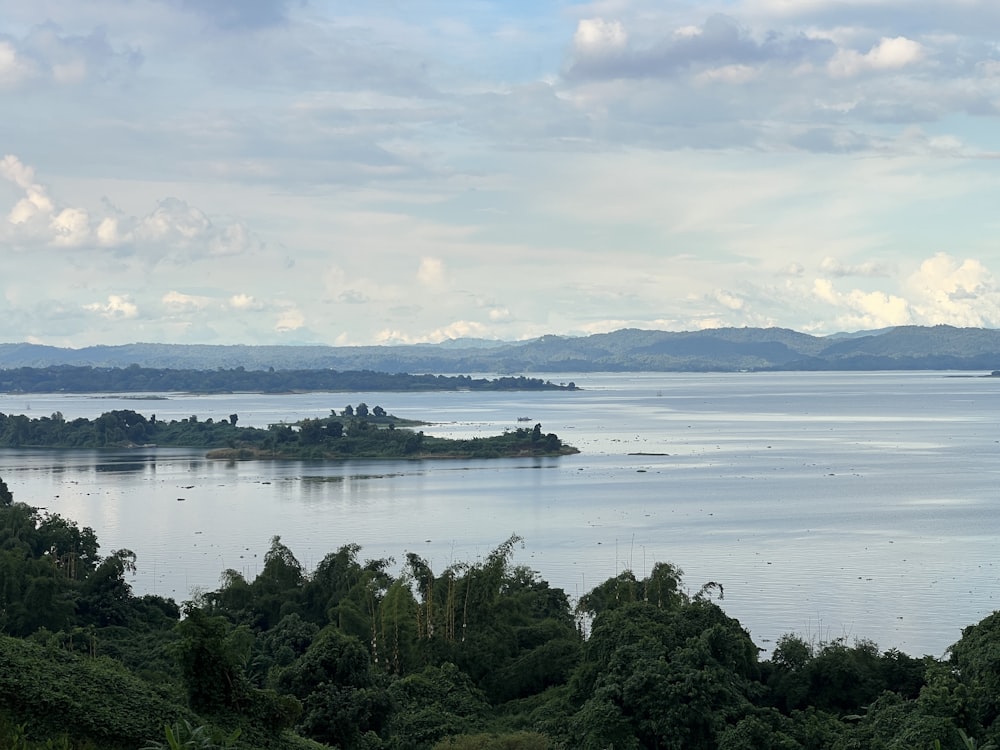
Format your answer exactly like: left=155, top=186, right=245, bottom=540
left=1, top=476, right=998, bottom=750
left=0, top=366, right=577, bottom=394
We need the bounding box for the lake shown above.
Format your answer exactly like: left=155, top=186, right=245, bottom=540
left=1, top=370, right=997, bottom=657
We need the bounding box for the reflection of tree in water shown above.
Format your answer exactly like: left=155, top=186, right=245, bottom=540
left=95, top=461, right=150, bottom=473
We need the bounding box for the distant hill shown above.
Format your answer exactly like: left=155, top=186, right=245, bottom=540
left=2, top=325, right=1000, bottom=373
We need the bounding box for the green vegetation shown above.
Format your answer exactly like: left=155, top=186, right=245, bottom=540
left=3, top=476, right=1000, bottom=749
left=0, top=366, right=577, bottom=394
left=0, top=406, right=578, bottom=459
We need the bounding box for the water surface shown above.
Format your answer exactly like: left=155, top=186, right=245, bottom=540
left=1, top=371, right=997, bottom=656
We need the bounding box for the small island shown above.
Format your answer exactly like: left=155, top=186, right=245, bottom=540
left=0, top=404, right=579, bottom=459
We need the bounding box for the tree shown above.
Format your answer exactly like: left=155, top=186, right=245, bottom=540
left=77, top=549, right=138, bottom=627
left=950, top=611, right=1000, bottom=736
left=249, top=536, right=305, bottom=629
left=568, top=569, right=760, bottom=750
left=176, top=607, right=249, bottom=714
left=387, top=663, right=489, bottom=749
left=298, top=418, right=325, bottom=446
left=278, top=626, right=387, bottom=748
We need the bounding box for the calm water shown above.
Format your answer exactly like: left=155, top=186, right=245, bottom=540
left=1, top=371, right=998, bottom=657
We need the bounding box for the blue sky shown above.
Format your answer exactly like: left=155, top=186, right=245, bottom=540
left=2, top=0, right=1000, bottom=346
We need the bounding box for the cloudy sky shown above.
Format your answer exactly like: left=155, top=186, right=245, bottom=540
left=2, top=0, right=1000, bottom=346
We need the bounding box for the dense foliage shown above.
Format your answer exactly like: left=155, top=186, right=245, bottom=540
left=0, top=407, right=577, bottom=459
left=2, top=475, right=999, bottom=749
left=0, top=366, right=576, bottom=394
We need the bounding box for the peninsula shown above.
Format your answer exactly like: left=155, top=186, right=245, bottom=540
left=0, top=405, right=578, bottom=459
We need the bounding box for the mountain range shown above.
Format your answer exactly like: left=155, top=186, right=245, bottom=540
left=2, top=325, right=1000, bottom=373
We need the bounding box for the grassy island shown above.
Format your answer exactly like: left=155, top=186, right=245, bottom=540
left=0, top=404, right=578, bottom=459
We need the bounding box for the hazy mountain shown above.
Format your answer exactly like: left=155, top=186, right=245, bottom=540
left=1, top=325, right=999, bottom=373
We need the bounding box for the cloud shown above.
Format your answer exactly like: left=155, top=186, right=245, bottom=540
left=375, top=319, right=494, bottom=344
left=163, top=290, right=210, bottom=310
left=565, top=14, right=831, bottom=81
left=488, top=307, right=512, bottom=322
left=819, top=257, right=893, bottom=278
left=416, top=257, right=446, bottom=285
left=0, top=39, right=37, bottom=88
left=828, top=36, right=924, bottom=78
left=694, top=64, right=759, bottom=85
left=275, top=305, right=305, bottom=332
left=0, top=25, right=141, bottom=90
left=84, top=295, right=139, bottom=320
left=714, top=289, right=745, bottom=311
left=169, top=0, right=292, bottom=30
left=229, top=293, right=262, bottom=310
left=1, top=154, right=91, bottom=246
left=809, top=253, right=1000, bottom=330
left=573, top=18, right=628, bottom=58
left=812, top=278, right=912, bottom=328
left=906, top=253, right=1000, bottom=326
left=338, top=290, right=369, bottom=304
left=1, top=156, right=261, bottom=257
left=1, top=154, right=54, bottom=223
left=779, top=263, right=806, bottom=277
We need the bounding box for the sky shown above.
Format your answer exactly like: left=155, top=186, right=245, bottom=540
left=2, top=0, right=1000, bottom=347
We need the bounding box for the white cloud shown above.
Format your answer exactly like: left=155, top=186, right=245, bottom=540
left=229, top=293, right=261, bottom=310
left=573, top=18, right=628, bottom=57
left=695, top=64, right=758, bottom=85
left=488, top=307, right=511, bottom=321
left=812, top=278, right=913, bottom=328
left=1, top=156, right=261, bottom=260
left=0, top=41, right=36, bottom=88
left=714, top=289, right=745, bottom=310
left=416, top=257, right=446, bottom=285
left=829, top=36, right=924, bottom=78
left=780, top=263, right=805, bottom=277
left=906, top=253, right=1000, bottom=326
left=51, top=206, right=91, bottom=246
left=0, top=26, right=141, bottom=90
left=809, top=253, right=1000, bottom=330
left=819, top=257, right=892, bottom=278
left=84, top=294, right=139, bottom=319
left=1, top=154, right=54, bottom=224
left=275, top=306, right=305, bottom=331
left=137, top=198, right=212, bottom=244
left=163, top=291, right=210, bottom=310
left=428, top=320, right=491, bottom=341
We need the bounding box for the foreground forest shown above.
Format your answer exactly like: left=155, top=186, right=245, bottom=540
left=1, top=476, right=999, bottom=750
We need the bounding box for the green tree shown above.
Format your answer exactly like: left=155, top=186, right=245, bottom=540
left=277, top=626, right=387, bottom=748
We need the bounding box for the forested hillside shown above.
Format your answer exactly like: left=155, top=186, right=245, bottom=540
left=3, top=325, right=1000, bottom=372
left=1, top=476, right=999, bottom=749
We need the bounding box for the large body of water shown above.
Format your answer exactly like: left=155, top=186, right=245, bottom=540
left=0, top=371, right=997, bottom=657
